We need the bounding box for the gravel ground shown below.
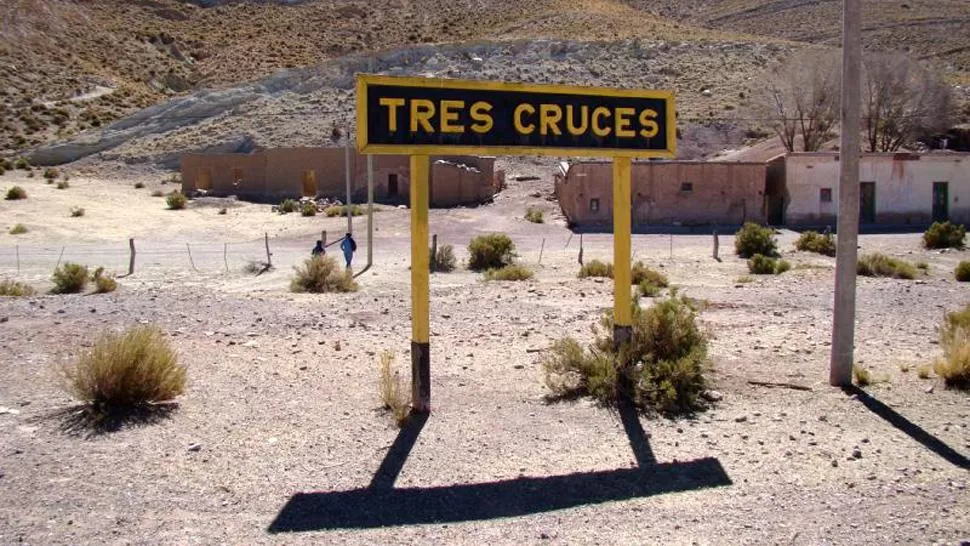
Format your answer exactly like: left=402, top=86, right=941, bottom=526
left=1, top=163, right=969, bottom=545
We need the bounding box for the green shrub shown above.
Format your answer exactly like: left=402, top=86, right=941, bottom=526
left=857, top=253, right=917, bottom=279
left=43, top=167, right=59, bottom=180
left=13, top=157, right=29, bottom=170
left=278, top=199, right=298, bottom=214
left=5, top=186, right=27, bottom=200
left=468, top=233, right=515, bottom=271
left=166, top=191, right=188, bottom=210
left=378, top=351, right=410, bottom=427
left=795, top=231, right=836, bottom=256
left=301, top=202, right=317, bottom=217
left=578, top=259, right=613, bottom=278
left=51, top=263, right=89, bottom=294
left=324, top=204, right=364, bottom=217
left=484, top=264, right=534, bottom=281
left=0, top=279, right=36, bottom=297
left=70, top=206, right=85, bottom=217
left=9, top=223, right=27, bottom=234
left=734, top=222, right=778, bottom=258
left=430, top=244, right=456, bottom=273
left=56, top=179, right=69, bottom=190
left=747, top=253, right=788, bottom=275
left=923, top=221, right=966, bottom=249
left=62, top=325, right=186, bottom=412
left=290, top=255, right=358, bottom=293
left=955, top=261, right=970, bottom=282
left=542, top=294, right=709, bottom=416
left=638, top=280, right=663, bottom=297
left=0, top=157, right=11, bottom=170
left=525, top=206, right=544, bottom=223
left=92, top=267, right=117, bottom=294
left=134, top=182, right=145, bottom=189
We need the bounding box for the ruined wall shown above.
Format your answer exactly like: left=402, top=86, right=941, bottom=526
left=557, top=161, right=766, bottom=228
left=181, top=153, right=266, bottom=200
left=784, top=153, right=970, bottom=226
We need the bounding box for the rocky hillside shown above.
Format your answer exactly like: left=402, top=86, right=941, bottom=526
left=2, top=0, right=968, bottom=160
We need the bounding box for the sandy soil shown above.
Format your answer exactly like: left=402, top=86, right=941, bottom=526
left=1, top=162, right=969, bottom=545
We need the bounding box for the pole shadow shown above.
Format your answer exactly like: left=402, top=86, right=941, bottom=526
left=268, top=407, right=731, bottom=533
left=842, top=385, right=970, bottom=470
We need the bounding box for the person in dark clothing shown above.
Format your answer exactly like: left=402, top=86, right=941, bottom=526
left=340, top=233, right=356, bottom=269
left=311, top=240, right=324, bottom=257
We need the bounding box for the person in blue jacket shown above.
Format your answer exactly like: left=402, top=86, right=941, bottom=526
left=340, top=233, right=356, bottom=269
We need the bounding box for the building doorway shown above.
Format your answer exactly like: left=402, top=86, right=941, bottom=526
left=198, top=171, right=212, bottom=191
left=932, top=182, right=949, bottom=222
left=388, top=174, right=399, bottom=197
left=302, top=170, right=317, bottom=197
left=860, top=182, right=876, bottom=224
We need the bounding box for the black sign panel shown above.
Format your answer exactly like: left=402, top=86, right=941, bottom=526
left=356, top=75, right=675, bottom=157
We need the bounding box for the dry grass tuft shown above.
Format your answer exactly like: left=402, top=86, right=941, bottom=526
left=325, top=204, right=364, bottom=217
left=935, top=304, right=970, bottom=389
left=955, top=261, right=970, bottom=282
left=70, top=206, right=85, bottom=217
left=525, top=206, right=544, bottom=223
left=9, top=223, right=27, bottom=234
left=5, top=186, right=27, bottom=200
left=92, top=267, right=117, bottom=294
left=748, top=254, right=789, bottom=275
left=484, top=264, right=534, bottom=281
left=430, top=244, right=456, bottom=272
left=578, top=259, right=613, bottom=278
left=922, top=221, right=965, bottom=249
left=56, top=179, right=70, bottom=190
left=0, top=279, right=36, bottom=297
left=853, top=365, right=872, bottom=386
left=795, top=231, right=836, bottom=256
left=378, top=351, right=410, bottom=428
left=62, top=326, right=186, bottom=414
left=917, top=365, right=932, bottom=379
left=857, top=253, right=917, bottom=279
left=290, top=256, right=358, bottom=293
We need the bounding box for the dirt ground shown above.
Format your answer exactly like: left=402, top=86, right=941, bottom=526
left=1, top=161, right=969, bottom=545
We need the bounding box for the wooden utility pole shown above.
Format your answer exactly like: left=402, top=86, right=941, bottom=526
left=344, top=140, right=353, bottom=235
left=830, top=0, right=862, bottom=387
left=613, top=157, right=632, bottom=349
left=410, top=155, right=431, bottom=412
left=367, top=154, right=374, bottom=269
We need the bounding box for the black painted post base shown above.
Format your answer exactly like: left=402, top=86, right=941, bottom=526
left=411, top=341, right=431, bottom=413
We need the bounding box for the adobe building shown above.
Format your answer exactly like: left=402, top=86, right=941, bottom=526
left=180, top=148, right=504, bottom=207
left=769, top=152, right=970, bottom=226
left=555, top=160, right=768, bottom=229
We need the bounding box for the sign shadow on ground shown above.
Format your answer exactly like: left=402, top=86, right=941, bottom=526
left=267, top=406, right=731, bottom=532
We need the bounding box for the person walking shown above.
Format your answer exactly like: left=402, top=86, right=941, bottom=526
left=340, top=232, right=356, bottom=269
left=311, top=240, right=325, bottom=257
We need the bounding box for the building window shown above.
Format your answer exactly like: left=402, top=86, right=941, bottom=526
left=590, top=198, right=600, bottom=212
left=680, top=182, right=693, bottom=193
left=820, top=188, right=832, bottom=203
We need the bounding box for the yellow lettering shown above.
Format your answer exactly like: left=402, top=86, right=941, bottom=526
left=440, top=100, right=465, bottom=134
left=470, top=101, right=493, bottom=134
left=539, top=104, right=563, bottom=136
left=639, top=109, right=659, bottom=139
left=615, top=107, right=636, bottom=138
left=379, top=97, right=405, bottom=132
left=592, top=107, right=612, bottom=137
left=410, top=99, right=436, bottom=133
left=514, top=103, right=536, bottom=135
left=565, top=105, right=588, bottom=136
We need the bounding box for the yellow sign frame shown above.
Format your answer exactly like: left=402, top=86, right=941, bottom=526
left=356, top=74, right=677, bottom=158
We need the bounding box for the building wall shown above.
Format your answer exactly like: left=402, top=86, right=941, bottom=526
left=180, top=149, right=497, bottom=207
left=784, top=153, right=970, bottom=226
left=556, top=161, right=767, bottom=228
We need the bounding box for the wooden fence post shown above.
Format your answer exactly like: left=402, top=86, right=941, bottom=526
left=223, top=242, right=229, bottom=272
left=128, top=238, right=136, bottom=276
left=264, top=233, right=272, bottom=267
left=430, top=233, right=438, bottom=272
left=186, top=242, right=198, bottom=272
left=712, top=229, right=719, bottom=261
left=538, top=237, right=545, bottom=265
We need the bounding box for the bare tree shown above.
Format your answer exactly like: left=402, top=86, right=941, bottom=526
left=760, top=50, right=841, bottom=152
left=862, top=53, right=953, bottom=152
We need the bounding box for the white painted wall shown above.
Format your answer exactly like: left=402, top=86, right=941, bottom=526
left=784, top=153, right=970, bottom=225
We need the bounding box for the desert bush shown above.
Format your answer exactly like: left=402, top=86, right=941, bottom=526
left=525, top=206, right=544, bottom=223
left=51, top=263, right=89, bottom=294
left=734, top=222, right=778, bottom=258
left=166, top=191, right=188, bottom=210
left=795, top=231, right=836, bottom=256
left=218, top=207, right=227, bottom=215
left=56, top=179, right=70, bottom=190
left=43, top=167, right=59, bottom=180
left=935, top=304, right=970, bottom=389
left=430, top=244, right=456, bottom=272
left=853, top=365, right=872, bottom=386
left=5, top=186, right=27, bottom=200
left=484, top=264, right=534, bottom=281
left=0, top=157, right=11, bottom=170
left=290, top=255, right=358, bottom=293
left=151, top=190, right=164, bottom=197
left=243, top=260, right=271, bottom=275
left=70, top=206, right=85, bottom=217
left=9, top=223, right=27, bottom=234
left=0, top=166, right=4, bottom=176
left=578, top=259, right=613, bottom=278
left=542, top=294, right=709, bottom=416
left=955, top=261, right=970, bottom=282
left=92, top=267, right=117, bottom=294
left=62, top=325, right=186, bottom=413
left=13, top=157, right=29, bottom=170
left=638, top=280, right=662, bottom=297
left=735, top=275, right=754, bottom=284
left=276, top=199, right=297, bottom=213
left=324, top=204, right=364, bottom=217
left=0, top=279, right=36, bottom=297
left=468, top=233, right=515, bottom=271
left=134, top=182, right=145, bottom=189
left=776, top=259, right=791, bottom=273
left=917, top=365, right=932, bottom=379
left=857, top=252, right=917, bottom=279
left=631, top=261, right=668, bottom=287
left=301, top=202, right=317, bottom=217
left=378, top=351, right=410, bottom=427
left=922, top=221, right=965, bottom=249
left=747, top=253, right=788, bottom=275
left=916, top=261, right=929, bottom=271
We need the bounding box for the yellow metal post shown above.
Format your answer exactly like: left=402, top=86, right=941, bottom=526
left=613, top=157, right=633, bottom=348
left=410, top=155, right=431, bottom=412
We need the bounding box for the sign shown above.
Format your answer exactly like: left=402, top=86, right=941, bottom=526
left=356, top=75, right=675, bottom=158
